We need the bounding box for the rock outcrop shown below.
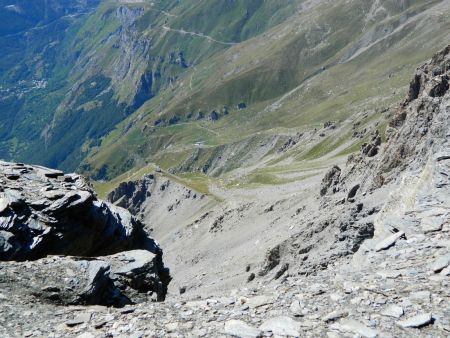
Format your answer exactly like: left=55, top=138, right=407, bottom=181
left=0, top=249, right=170, bottom=307
left=0, top=161, right=157, bottom=261
left=0, top=162, right=170, bottom=305
left=258, top=44, right=450, bottom=283
left=107, top=174, right=154, bottom=216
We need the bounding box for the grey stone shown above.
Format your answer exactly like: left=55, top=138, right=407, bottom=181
left=431, top=254, right=450, bottom=272
left=421, top=217, right=444, bottom=233
left=224, top=320, right=261, bottom=338
left=332, top=319, right=378, bottom=338
left=260, top=316, right=301, bottom=337
left=323, top=310, right=348, bottom=323
left=440, top=266, right=450, bottom=276
left=381, top=305, right=404, bottom=318
left=409, top=291, right=431, bottom=302
left=375, top=232, right=405, bottom=252
left=246, top=295, right=274, bottom=308
left=0, top=198, right=9, bottom=213
left=289, top=300, right=302, bottom=316
left=398, top=313, right=433, bottom=328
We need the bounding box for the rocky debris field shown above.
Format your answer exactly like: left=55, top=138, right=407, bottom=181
left=1, top=214, right=448, bottom=337
left=0, top=45, right=450, bottom=338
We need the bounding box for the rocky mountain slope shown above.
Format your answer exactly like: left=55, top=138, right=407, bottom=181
left=1, top=43, right=449, bottom=338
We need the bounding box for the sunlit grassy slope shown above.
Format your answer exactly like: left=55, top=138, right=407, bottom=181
left=1, top=0, right=450, bottom=196
left=85, top=0, right=450, bottom=195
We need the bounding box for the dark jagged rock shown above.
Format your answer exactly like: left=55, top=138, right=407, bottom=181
left=0, top=162, right=171, bottom=305
left=195, top=111, right=205, bottom=120
left=0, top=162, right=159, bottom=261
left=237, top=102, right=247, bottom=110
left=375, top=44, right=450, bottom=185
left=208, top=110, right=220, bottom=121
left=108, top=174, right=155, bottom=215
left=320, top=165, right=341, bottom=196
left=361, top=130, right=381, bottom=158
left=278, top=132, right=303, bottom=153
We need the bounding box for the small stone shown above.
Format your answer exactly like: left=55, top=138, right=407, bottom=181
left=129, top=332, right=144, bottom=338
left=322, top=310, right=348, bottom=323
left=381, top=305, right=404, bottom=318
left=440, top=266, right=450, bottom=276
left=246, top=295, right=274, bottom=308
left=409, top=291, right=431, bottom=302
left=224, top=320, right=261, bottom=338
left=375, top=231, right=405, bottom=251
left=398, top=313, right=434, bottom=328
left=93, top=320, right=108, bottom=329
left=432, top=254, right=450, bottom=273
left=332, top=319, right=378, bottom=338
left=376, top=270, right=401, bottom=279
left=329, top=293, right=344, bottom=302
left=76, top=333, right=95, bottom=338
left=165, top=322, right=179, bottom=332
left=290, top=300, right=302, bottom=316
left=421, top=217, right=444, bottom=233
left=120, top=307, right=135, bottom=314
left=75, top=312, right=92, bottom=323
left=260, top=316, right=300, bottom=337
left=66, top=319, right=85, bottom=327
left=0, top=198, right=9, bottom=213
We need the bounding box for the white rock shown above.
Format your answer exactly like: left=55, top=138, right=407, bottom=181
left=381, top=305, right=404, bottom=318
left=260, top=316, right=301, bottom=337
left=322, top=310, right=348, bottom=322
left=432, top=254, right=450, bottom=272
left=75, top=333, right=95, bottom=338
left=440, top=266, right=450, bottom=276
left=224, top=320, right=261, bottom=338
left=331, top=319, right=378, bottom=338
left=398, top=313, right=433, bottom=328
left=409, top=291, right=431, bottom=302
left=246, top=295, right=274, bottom=308
left=289, top=300, right=302, bottom=316
left=375, top=231, right=405, bottom=252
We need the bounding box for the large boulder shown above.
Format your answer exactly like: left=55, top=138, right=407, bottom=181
left=0, top=249, right=170, bottom=306
left=0, top=161, right=158, bottom=261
